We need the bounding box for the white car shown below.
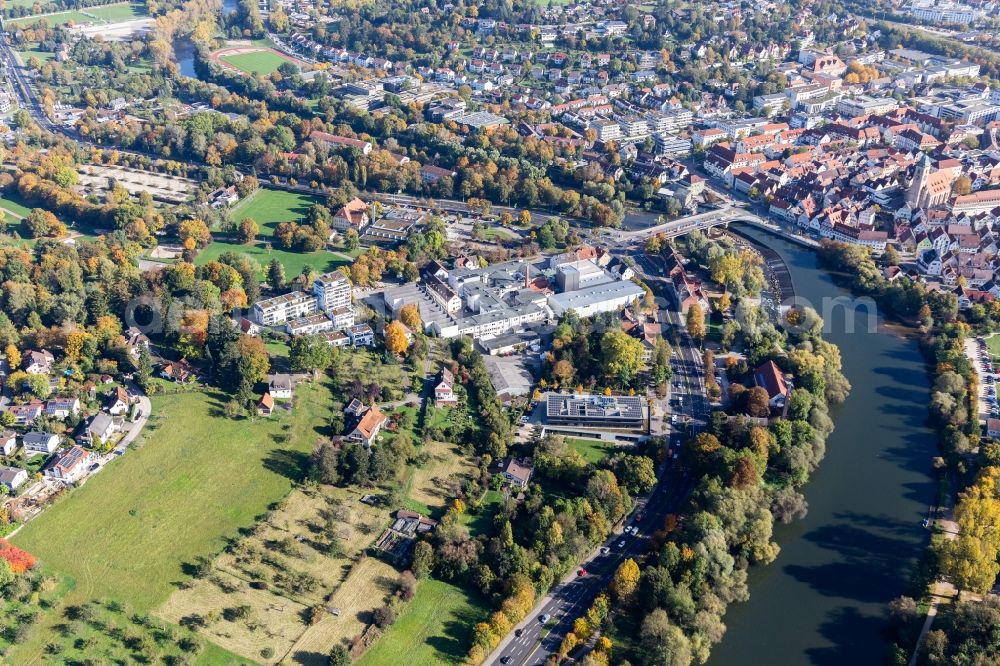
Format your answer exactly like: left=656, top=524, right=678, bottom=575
left=618, top=540, right=626, bottom=548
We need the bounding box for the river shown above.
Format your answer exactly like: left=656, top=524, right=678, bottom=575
left=709, top=225, right=938, bottom=666
left=174, top=0, right=239, bottom=78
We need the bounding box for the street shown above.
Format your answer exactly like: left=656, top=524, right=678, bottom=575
left=486, top=279, right=708, bottom=666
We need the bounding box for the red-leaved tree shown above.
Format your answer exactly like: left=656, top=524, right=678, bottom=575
left=0, top=540, right=36, bottom=574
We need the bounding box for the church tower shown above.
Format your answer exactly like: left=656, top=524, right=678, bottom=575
left=904, top=153, right=933, bottom=209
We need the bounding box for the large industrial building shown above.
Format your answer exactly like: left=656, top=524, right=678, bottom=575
left=383, top=251, right=643, bottom=340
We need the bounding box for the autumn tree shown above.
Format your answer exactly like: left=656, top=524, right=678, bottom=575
left=178, top=218, right=211, bottom=249
left=4, top=344, right=20, bottom=370
left=237, top=217, right=259, bottom=244
left=745, top=386, right=771, bottom=417
left=385, top=320, right=410, bottom=356
left=937, top=466, right=1000, bottom=593
left=686, top=303, right=706, bottom=343
left=611, top=558, right=640, bottom=600
left=399, top=303, right=422, bottom=331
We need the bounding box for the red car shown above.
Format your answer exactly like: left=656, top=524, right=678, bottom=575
left=578, top=568, right=587, bottom=577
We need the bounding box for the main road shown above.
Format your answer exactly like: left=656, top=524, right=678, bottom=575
left=486, top=255, right=708, bottom=666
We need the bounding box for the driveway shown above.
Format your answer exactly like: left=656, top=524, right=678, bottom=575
left=114, top=381, right=153, bottom=453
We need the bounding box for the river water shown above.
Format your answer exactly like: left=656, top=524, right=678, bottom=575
left=709, top=225, right=938, bottom=666
left=173, top=0, right=239, bottom=77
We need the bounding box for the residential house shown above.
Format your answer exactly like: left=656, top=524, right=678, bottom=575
left=753, top=360, right=790, bottom=409
left=0, top=431, right=16, bottom=456
left=499, top=456, right=534, bottom=489
left=7, top=401, right=44, bottom=426
left=105, top=387, right=132, bottom=416
left=45, top=397, right=81, bottom=420
left=434, top=368, right=458, bottom=406
left=85, top=412, right=120, bottom=446
left=124, top=327, right=151, bottom=359
left=268, top=374, right=294, bottom=400
left=0, top=466, right=28, bottom=492
left=333, top=197, right=371, bottom=232
left=43, top=445, right=93, bottom=483
left=22, top=349, right=55, bottom=375
left=347, top=405, right=387, bottom=446
left=159, top=359, right=194, bottom=383
left=348, top=324, right=375, bottom=347
left=23, top=431, right=60, bottom=456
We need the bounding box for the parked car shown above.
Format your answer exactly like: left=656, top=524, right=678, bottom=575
left=539, top=614, right=550, bottom=624
left=618, top=540, right=626, bottom=548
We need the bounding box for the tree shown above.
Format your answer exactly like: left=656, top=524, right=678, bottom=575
left=639, top=609, right=692, bottom=666
left=601, top=330, right=645, bottom=387
left=343, top=228, right=360, bottom=251
left=745, top=386, right=771, bottom=417
left=328, top=645, right=351, bottom=666
left=24, top=208, right=61, bottom=238
left=5, top=344, right=21, bottom=370
left=230, top=336, right=270, bottom=398
left=399, top=304, right=422, bottom=331
left=290, top=335, right=334, bottom=374
left=953, top=175, right=972, bottom=196
left=385, top=321, right=409, bottom=356
left=412, top=541, right=434, bottom=579
left=267, top=259, right=286, bottom=292
left=237, top=217, right=259, bottom=244
left=611, top=454, right=657, bottom=494
left=611, top=558, right=640, bottom=600
left=686, top=303, right=705, bottom=342
left=178, top=218, right=212, bottom=248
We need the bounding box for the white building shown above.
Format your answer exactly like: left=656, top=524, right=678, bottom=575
left=313, top=272, right=352, bottom=312
left=548, top=280, right=646, bottom=318
left=252, top=291, right=319, bottom=326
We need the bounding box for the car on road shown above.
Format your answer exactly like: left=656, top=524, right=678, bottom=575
left=501, top=657, right=511, bottom=664
left=515, top=629, right=523, bottom=637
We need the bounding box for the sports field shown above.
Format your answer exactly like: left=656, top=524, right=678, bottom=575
left=195, top=188, right=350, bottom=278
left=217, top=47, right=303, bottom=75
left=10, top=383, right=334, bottom=662
left=7, top=2, right=146, bottom=27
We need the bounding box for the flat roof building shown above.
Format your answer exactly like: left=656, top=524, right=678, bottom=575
left=545, top=393, right=645, bottom=430
left=548, top=280, right=645, bottom=318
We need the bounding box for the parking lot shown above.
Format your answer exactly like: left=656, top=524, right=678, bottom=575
left=967, top=337, right=996, bottom=424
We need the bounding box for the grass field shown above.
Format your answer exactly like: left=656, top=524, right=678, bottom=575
left=987, top=335, right=1000, bottom=360
left=11, top=382, right=333, bottom=662
left=406, top=440, right=477, bottom=516
left=357, top=579, right=487, bottom=666
left=292, top=555, right=400, bottom=651
left=17, top=47, right=55, bottom=65
left=157, top=482, right=391, bottom=664
left=221, top=50, right=298, bottom=76
left=197, top=189, right=348, bottom=278
left=7, top=2, right=145, bottom=26
left=565, top=436, right=616, bottom=463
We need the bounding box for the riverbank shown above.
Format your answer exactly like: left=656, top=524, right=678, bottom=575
left=709, top=224, right=938, bottom=666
